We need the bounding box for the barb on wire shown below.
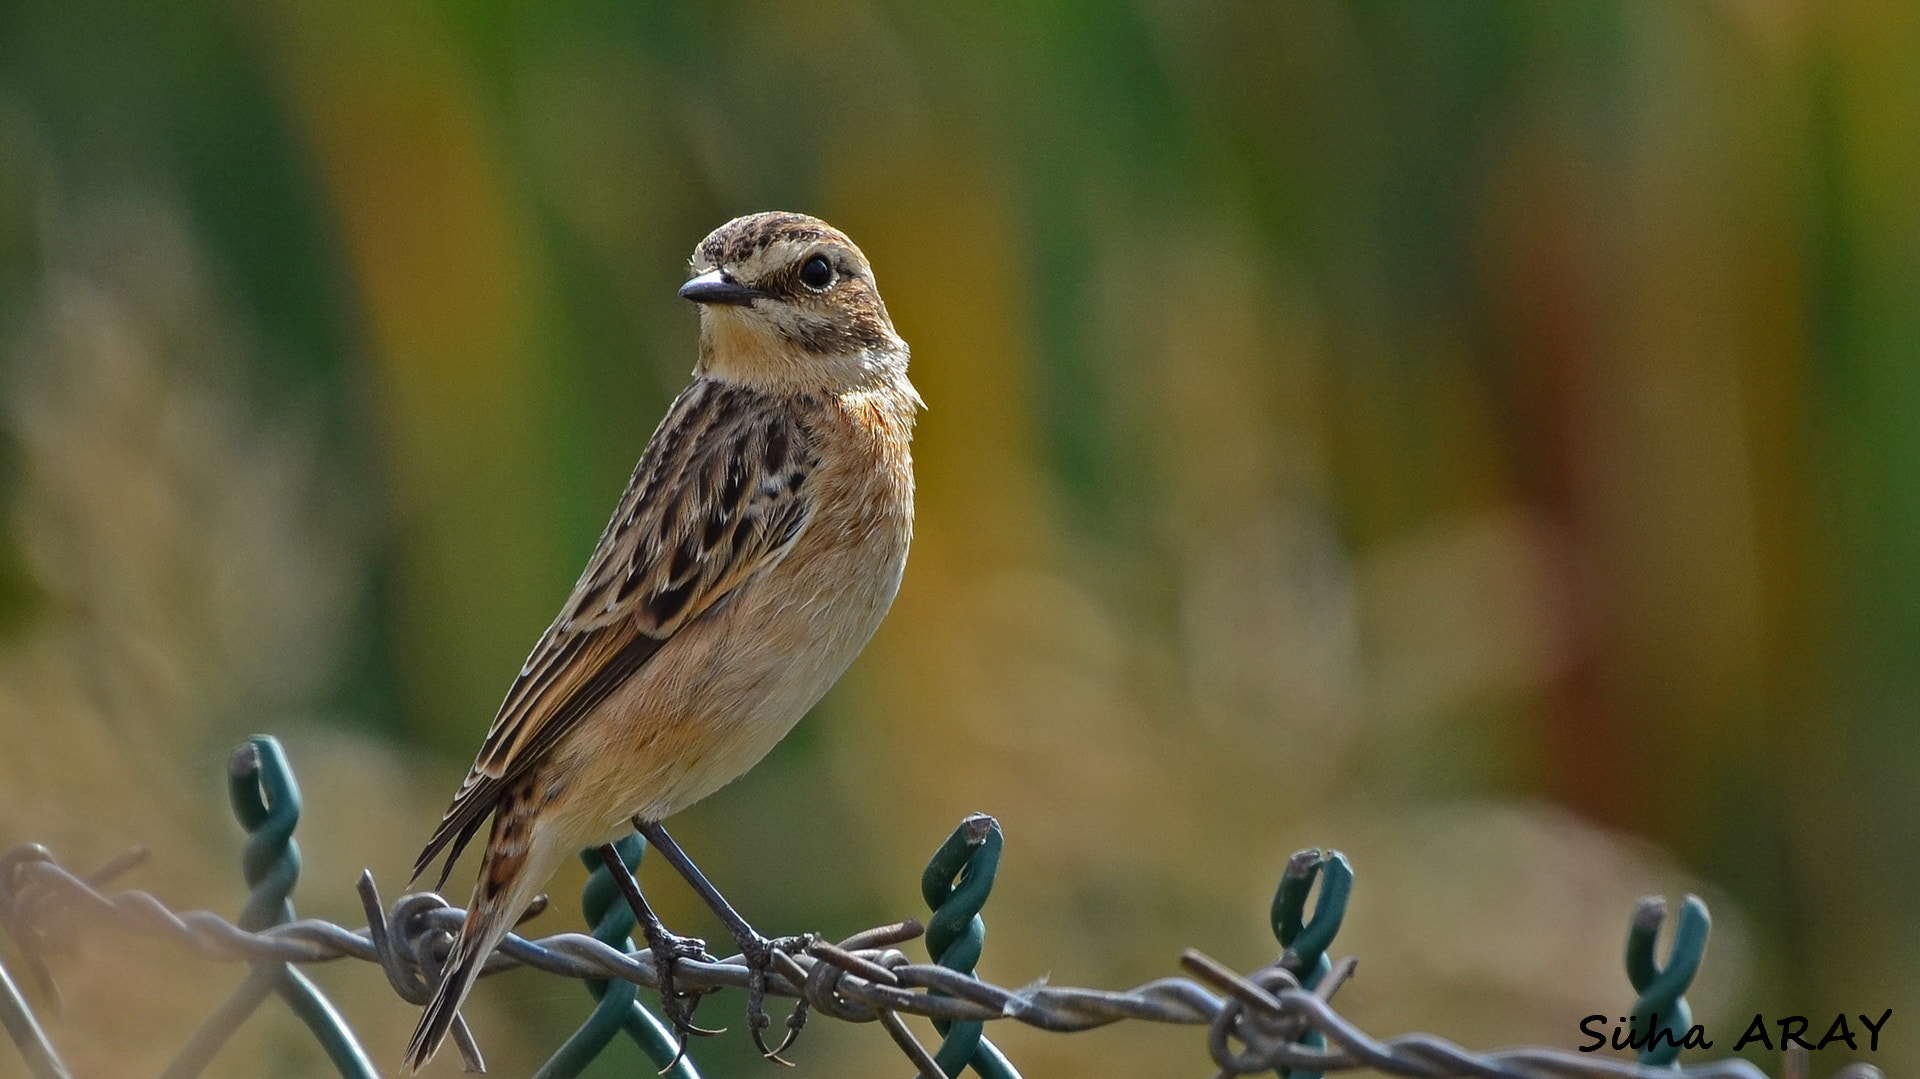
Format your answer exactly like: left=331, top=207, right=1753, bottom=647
left=0, top=737, right=1887, bottom=1079
left=355, top=869, right=489, bottom=1071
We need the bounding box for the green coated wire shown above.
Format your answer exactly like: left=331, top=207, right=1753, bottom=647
left=160, top=737, right=377, bottom=1079
left=534, top=835, right=700, bottom=1079
left=228, top=739, right=301, bottom=932
left=278, top=967, right=382, bottom=1079
left=1625, top=895, right=1710, bottom=1069
left=1269, top=849, right=1353, bottom=1079
left=1271, top=849, right=1351, bottom=990
left=919, top=814, right=1020, bottom=1079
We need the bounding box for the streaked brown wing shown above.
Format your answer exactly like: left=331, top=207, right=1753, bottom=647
left=414, top=379, right=818, bottom=886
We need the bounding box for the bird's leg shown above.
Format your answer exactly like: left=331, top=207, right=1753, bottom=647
left=632, top=819, right=816, bottom=1063
left=595, top=844, right=723, bottom=1058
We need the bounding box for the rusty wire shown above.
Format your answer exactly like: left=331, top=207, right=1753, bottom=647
left=0, top=844, right=1879, bottom=1079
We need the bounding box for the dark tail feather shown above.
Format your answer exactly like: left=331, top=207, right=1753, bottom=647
left=404, top=783, right=542, bottom=1073
left=412, top=776, right=503, bottom=889
left=403, top=915, right=493, bottom=1074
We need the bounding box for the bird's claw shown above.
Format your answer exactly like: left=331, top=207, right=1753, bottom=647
left=647, top=927, right=723, bottom=1065
left=739, top=933, right=815, bottom=1063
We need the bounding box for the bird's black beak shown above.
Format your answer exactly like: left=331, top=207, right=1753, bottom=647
left=679, top=270, right=771, bottom=306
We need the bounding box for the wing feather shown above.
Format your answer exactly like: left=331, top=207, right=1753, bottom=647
left=413, top=380, right=819, bottom=885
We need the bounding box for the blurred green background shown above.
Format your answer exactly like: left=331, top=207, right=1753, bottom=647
left=1, top=1, right=1916, bottom=1076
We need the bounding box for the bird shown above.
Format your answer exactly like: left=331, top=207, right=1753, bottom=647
left=401, top=211, right=919, bottom=1073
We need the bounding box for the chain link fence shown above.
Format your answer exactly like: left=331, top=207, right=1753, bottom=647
left=0, top=736, right=1889, bottom=1079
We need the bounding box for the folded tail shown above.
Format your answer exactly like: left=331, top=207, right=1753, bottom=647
left=402, top=788, right=548, bottom=1074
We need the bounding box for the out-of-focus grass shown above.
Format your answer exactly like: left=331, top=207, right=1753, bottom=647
left=0, top=2, right=1915, bottom=1076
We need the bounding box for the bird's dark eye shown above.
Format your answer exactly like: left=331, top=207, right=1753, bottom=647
left=799, top=255, right=834, bottom=290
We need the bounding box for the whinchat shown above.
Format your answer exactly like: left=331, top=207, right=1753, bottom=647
left=403, top=212, right=918, bottom=1072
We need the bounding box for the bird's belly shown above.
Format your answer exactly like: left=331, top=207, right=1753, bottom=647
left=551, top=518, right=907, bottom=841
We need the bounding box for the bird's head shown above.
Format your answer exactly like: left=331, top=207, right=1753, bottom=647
left=682, top=212, right=908, bottom=392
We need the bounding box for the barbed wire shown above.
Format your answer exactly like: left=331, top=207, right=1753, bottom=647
left=0, top=736, right=1894, bottom=1079
left=0, top=841, right=1882, bottom=1079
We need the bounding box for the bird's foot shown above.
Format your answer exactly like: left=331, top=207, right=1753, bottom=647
left=733, top=931, right=816, bottom=1064
left=624, top=821, right=815, bottom=1064
left=644, top=926, right=723, bottom=1068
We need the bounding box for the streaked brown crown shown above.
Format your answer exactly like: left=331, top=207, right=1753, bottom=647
left=694, top=212, right=846, bottom=269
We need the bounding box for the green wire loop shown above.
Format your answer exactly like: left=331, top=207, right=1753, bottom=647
left=227, top=738, right=302, bottom=932
left=534, top=835, right=700, bottom=1079
left=159, top=737, right=377, bottom=1079
left=1270, top=849, right=1352, bottom=990
left=1268, top=849, right=1353, bottom=1079
left=917, top=814, right=1020, bottom=1079
left=1625, top=895, right=1710, bottom=1068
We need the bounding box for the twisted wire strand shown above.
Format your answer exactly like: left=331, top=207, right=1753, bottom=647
left=0, top=844, right=1851, bottom=1079
left=1624, top=896, right=1711, bottom=1068
left=914, top=812, right=1015, bottom=1077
